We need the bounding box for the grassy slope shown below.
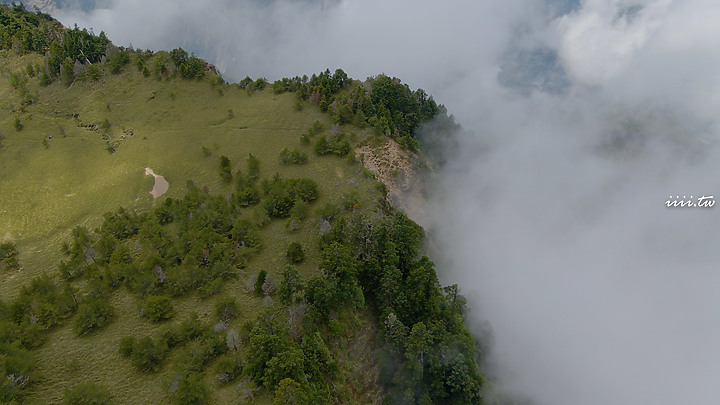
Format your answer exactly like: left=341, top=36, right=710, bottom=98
left=0, top=50, right=385, bottom=404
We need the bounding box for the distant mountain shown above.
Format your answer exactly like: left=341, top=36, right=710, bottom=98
left=2, top=0, right=56, bottom=13
left=0, top=0, right=111, bottom=13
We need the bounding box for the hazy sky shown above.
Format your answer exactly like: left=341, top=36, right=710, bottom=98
left=54, top=1, right=720, bottom=404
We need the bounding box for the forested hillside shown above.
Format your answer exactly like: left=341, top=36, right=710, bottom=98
left=0, top=4, right=483, bottom=404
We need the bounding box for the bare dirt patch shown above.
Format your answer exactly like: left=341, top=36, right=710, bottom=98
left=354, top=139, right=428, bottom=227
left=144, top=167, right=169, bottom=198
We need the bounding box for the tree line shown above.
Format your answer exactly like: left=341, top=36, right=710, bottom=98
left=273, top=69, right=444, bottom=151
left=1, top=4, right=212, bottom=89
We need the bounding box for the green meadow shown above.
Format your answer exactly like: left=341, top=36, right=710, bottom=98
left=1, top=50, right=385, bottom=403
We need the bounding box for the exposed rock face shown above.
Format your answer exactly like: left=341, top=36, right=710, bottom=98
left=355, top=139, right=429, bottom=227
left=205, top=63, right=221, bottom=76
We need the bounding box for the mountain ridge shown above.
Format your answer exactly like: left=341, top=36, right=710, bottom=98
left=0, top=4, right=484, bottom=404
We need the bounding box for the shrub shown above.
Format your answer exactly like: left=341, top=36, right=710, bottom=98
left=85, top=64, right=101, bottom=81
left=175, top=373, right=209, bottom=405
left=0, top=339, right=34, bottom=400
left=272, top=378, right=308, bottom=405
left=246, top=78, right=268, bottom=94
left=158, top=326, right=182, bottom=349
left=18, top=321, right=45, bottom=349
left=178, top=56, right=206, bottom=80
left=290, top=149, right=308, bottom=164
left=308, top=120, right=324, bottom=136
left=226, top=329, right=240, bottom=351
left=286, top=242, right=304, bottom=264
left=176, top=341, right=216, bottom=373
left=206, top=332, right=229, bottom=359
left=263, top=348, right=305, bottom=388
left=0, top=242, right=20, bottom=271
left=333, top=138, right=352, bottom=156
left=36, top=302, right=59, bottom=329
left=278, top=148, right=291, bottom=164
left=170, top=48, right=189, bottom=67
left=136, top=55, right=147, bottom=72
left=177, top=314, right=212, bottom=344
left=261, top=275, right=276, bottom=297
left=314, top=136, right=331, bottom=155
left=316, top=202, right=340, bottom=221
left=232, top=219, right=262, bottom=250
left=235, top=186, right=260, bottom=207
left=285, top=178, right=319, bottom=202
left=239, top=76, right=253, bottom=89
left=314, top=134, right=351, bottom=156
left=328, top=319, right=344, bottom=336
left=263, top=176, right=318, bottom=218
left=278, top=265, right=303, bottom=305
left=250, top=205, right=271, bottom=227
left=39, top=70, right=53, bottom=86
left=131, top=336, right=166, bottom=372
left=219, top=155, right=232, bottom=183
left=279, top=148, right=308, bottom=164
left=144, top=295, right=174, bottom=322
left=215, top=296, right=238, bottom=322
left=73, top=298, right=114, bottom=335
left=109, top=51, right=130, bottom=74
left=152, top=52, right=170, bottom=79
left=247, top=154, right=260, bottom=182
left=62, top=382, right=111, bottom=405
left=196, top=278, right=223, bottom=299
left=263, top=188, right=294, bottom=218
left=254, top=270, right=267, bottom=295
left=253, top=78, right=268, bottom=90
left=289, top=199, right=309, bottom=222
left=13, top=118, right=23, bottom=132
left=215, top=354, right=243, bottom=385
left=9, top=71, right=27, bottom=91
left=118, top=336, right=136, bottom=358
left=61, top=59, right=74, bottom=86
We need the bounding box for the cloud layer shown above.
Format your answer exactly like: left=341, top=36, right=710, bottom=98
left=54, top=1, right=720, bottom=404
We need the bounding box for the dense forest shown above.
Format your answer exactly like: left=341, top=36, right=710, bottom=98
left=0, top=3, right=483, bottom=404
left=272, top=69, right=443, bottom=151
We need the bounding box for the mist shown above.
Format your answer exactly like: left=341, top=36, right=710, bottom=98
left=51, top=1, right=720, bottom=404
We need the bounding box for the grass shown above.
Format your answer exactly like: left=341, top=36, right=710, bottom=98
left=0, top=50, right=385, bottom=403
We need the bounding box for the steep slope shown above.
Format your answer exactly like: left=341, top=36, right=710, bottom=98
left=0, top=5, right=483, bottom=404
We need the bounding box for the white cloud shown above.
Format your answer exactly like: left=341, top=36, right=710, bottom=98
left=556, top=0, right=671, bottom=84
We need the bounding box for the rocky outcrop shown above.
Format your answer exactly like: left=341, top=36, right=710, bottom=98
left=355, top=139, right=429, bottom=227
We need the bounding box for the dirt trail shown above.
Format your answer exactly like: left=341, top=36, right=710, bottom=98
left=145, top=167, right=169, bottom=198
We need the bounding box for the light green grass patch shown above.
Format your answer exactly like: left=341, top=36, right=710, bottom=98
left=1, top=52, right=384, bottom=404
